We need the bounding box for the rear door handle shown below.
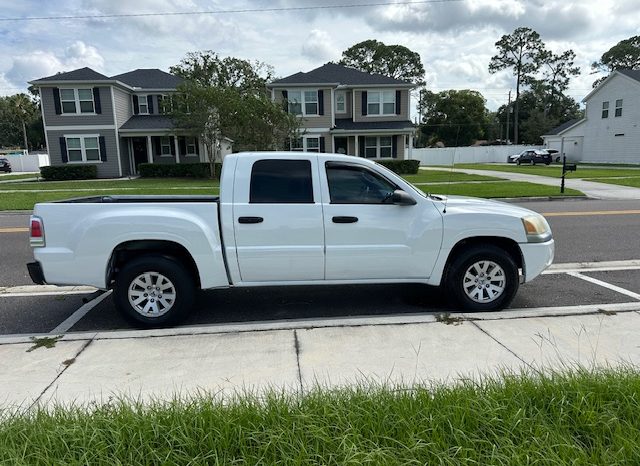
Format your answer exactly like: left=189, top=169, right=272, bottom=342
left=332, top=216, right=358, bottom=223
left=238, top=216, right=263, bottom=224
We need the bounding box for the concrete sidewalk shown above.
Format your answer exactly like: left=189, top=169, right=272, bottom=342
left=421, top=167, right=640, bottom=200
left=2, top=304, right=639, bottom=408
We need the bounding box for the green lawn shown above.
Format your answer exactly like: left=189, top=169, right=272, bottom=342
left=421, top=181, right=583, bottom=198
left=586, top=177, right=640, bottom=188
left=0, top=173, right=40, bottom=182
left=0, top=177, right=219, bottom=191
left=405, top=170, right=502, bottom=183
left=456, top=163, right=640, bottom=179
left=2, top=368, right=639, bottom=464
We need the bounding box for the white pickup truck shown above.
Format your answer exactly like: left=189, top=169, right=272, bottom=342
left=28, top=152, right=554, bottom=327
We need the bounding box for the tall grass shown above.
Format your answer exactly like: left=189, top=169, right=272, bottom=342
left=1, top=368, right=639, bottom=464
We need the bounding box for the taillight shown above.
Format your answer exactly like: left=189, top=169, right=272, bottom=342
left=30, top=216, right=45, bottom=247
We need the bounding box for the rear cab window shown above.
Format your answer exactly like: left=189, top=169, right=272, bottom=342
left=249, top=159, right=314, bottom=203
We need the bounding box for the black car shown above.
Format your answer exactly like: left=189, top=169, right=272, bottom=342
left=516, top=150, right=552, bottom=165
left=0, top=157, right=11, bottom=173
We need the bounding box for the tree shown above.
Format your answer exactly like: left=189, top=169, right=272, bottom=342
left=537, top=50, right=580, bottom=117
left=0, top=93, right=43, bottom=150
left=170, top=51, right=274, bottom=95
left=339, top=39, right=426, bottom=86
left=489, top=27, right=546, bottom=144
left=417, top=90, right=489, bottom=146
left=591, top=35, right=640, bottom=87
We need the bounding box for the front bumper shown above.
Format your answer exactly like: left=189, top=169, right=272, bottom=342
left=27, top=261, right=46, bottom=285
left=520, top=239, right=555, bottom=282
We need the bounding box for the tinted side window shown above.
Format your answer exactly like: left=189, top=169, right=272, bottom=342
left=326, top=164, right=396, bottom=204
left=250, top=159, right=314, bottom=203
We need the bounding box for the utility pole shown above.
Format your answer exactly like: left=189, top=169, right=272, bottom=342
left=505, top=90, right=511, bottom=144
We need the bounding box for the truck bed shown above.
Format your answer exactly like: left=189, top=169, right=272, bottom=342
left=57, top=195, right=220, bottom=204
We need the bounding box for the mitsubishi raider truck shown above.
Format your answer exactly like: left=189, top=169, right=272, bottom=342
left=28, top=152, right=554, bottom=327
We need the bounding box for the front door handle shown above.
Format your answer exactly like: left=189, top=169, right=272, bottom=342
left=332, top=216, right=358, bottom=223
left=238, top=216, right=263, bottom=224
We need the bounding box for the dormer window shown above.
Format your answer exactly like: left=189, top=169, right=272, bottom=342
left=60, top=88, right=95, bottom=114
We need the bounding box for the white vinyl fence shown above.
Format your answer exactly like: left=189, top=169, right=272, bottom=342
left=4, top=153, right=50, bottom=172
left=409, top=145, right=543, bottom=166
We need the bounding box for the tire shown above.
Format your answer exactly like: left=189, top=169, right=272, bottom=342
left=555, top=156, right=561, bottom=163
left=530, top=159, right=535, bottom=166
left=516, top=159, right=521, bottom=165
left=113, top=255, right=196, bottom=327
left=445, top=245, right=519, bottom=311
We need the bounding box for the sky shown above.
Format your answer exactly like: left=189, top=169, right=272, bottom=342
left=1, top=0, right=639, bottom=114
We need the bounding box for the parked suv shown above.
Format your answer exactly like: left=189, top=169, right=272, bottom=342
left=515, top=150, right=552, bottom=165
left=0, top=158, right=12, bottom=172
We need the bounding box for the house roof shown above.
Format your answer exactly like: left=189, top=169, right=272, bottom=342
left=332, top=120, right=415, bottom=132
left=110, top=69, right=183, bottom=89
left=119, top=115, right=175, bottom=131
left=544, top=119, right=582, bottom=136
left=31, top=67, right=110, bottom=83
left=270, top=63, right=413, bottom=87
left=618, top=69, right=640, bottom=83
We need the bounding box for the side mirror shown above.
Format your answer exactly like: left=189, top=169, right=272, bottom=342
left=391, top=189, right=416, bottom=206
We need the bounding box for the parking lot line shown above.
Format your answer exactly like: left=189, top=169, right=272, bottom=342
left=544, top=259, right=640, bottom=274
left=49, top=291, right=112, bottom=334
left=567, top=272, right=640, bottom=301
left=0, top=227, right=28, bottom=233
left=0, top=285, right=97, bottom=297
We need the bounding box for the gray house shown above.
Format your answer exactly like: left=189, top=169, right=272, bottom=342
left=267, top=63, right=416, bottom=159
left=30, top=67, right=232, bottom=178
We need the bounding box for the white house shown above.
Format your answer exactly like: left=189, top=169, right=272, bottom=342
left=543, top=69, right=640, bottom=163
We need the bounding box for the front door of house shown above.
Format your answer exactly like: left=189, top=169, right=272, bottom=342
left=334, top=137, right=348, bottom=155
left=132, top=137, right=148, bottom=174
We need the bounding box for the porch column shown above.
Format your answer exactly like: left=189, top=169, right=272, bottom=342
left=354, top=135, right=359, bottom=158
left=408, top=134, right=414, bottom=160
left=146, top=136, right=153, bottom=163
left=174, top=136, right=180, bottom=164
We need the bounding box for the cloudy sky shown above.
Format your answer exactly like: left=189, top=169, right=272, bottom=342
left=1, top=0, right=639, bottom=113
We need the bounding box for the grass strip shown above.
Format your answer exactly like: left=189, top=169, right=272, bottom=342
left=421, top=181, right=583, bottom=198
left=1, top=368, right=640, bottom=464
left=405, top=170, right=502, bottom=183
left=455, top=164, right=640, bottom=179
left=0, top=173, right=40, bottom=182
left=585, top=177, right=640, bottom=188
left=0, top=178, right=219, bottom=191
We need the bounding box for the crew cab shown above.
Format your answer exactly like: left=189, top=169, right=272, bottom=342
left=28, top=152, right=554, bottom=327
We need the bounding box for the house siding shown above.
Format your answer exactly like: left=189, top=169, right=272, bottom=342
left=41, top=86, right=116, bottom=127
left=113, top=87, right=132, bottom=127
left=47, top=129, right=120, bottom=178
left=353, top=89, right=410, bottom=123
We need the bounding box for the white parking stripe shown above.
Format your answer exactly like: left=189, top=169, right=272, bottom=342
left=0, top=285, right=97, bottom=298
left=49, top=291, right=112, bottom=334
left=567, top=272, right=640, bottom=301
left=543, top=259, right=640, bottom=274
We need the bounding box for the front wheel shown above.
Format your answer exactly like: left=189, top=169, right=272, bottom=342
left=114, top=255, right=196, bottom=327
left=445, top=245, right=519, bottom=311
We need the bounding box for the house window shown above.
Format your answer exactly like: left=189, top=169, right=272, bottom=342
left=290, top=136, right=319, bottom=152
left=363, top=136, right=394, bottom=159
left=367, top=91, right=395, bottom=116
left=287, top=90, right=318, bottom=116
left=615, top=99, right=623, bottom=117
left=65, top=135, right=101, bottom=163
left=60, top=88, right=95, bottom=114
left=186, top=137, right=198, bottom=156
left=601, top=101, right=609, bottom=119
left=335, top=91, right=346, bottom=113
left=138, top=95, right=149, bottom=114
left=160, top=136, right=172, bottom=156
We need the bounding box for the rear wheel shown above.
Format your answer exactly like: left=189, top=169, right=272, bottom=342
left=445, top=245, right=519, bottom=311
left=114, top=255, right=196, bottom=327
left=530, top=159, right=535, bottom=166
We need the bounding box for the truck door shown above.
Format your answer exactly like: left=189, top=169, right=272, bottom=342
left=232, top=156, right=325, bottom=282
left=321, top=161, right=442, bottom=280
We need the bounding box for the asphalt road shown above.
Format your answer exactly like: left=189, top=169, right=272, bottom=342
left=1, top=198, right=640, bottom=336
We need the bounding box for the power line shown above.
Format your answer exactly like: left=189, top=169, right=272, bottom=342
left=0, top=0, right=464, bottom=22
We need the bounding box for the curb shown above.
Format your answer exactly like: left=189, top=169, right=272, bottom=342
left=500, top=195, right=592, bottom=203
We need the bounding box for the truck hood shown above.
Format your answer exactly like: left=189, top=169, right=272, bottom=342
left=429, top=195, right=538, bottom=218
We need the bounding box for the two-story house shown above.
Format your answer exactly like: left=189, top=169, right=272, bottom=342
left=543, top=69, right=640, bottom=163
left=267, top=63, right=415, bottom=159
left=30, top=67, right=232, bottom=178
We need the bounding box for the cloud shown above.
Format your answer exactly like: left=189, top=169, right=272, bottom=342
left=301, top=29, right=339, bottom=62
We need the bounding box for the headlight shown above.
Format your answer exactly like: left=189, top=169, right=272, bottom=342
left=521, top=215, right=552, bottom=243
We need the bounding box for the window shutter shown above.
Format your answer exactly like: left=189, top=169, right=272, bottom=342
left=147, top=95, right=154, bottom=114
left=53, top=88, right=62, bottom=115
left=59, top=137, right=68, bottom=163
left=281, top=90, right=288, bottom=112
left=358, top=136, right=365, bottom=157
left=179, top=136, right=186, bottom=156
left=319, top=136, right=325, bottom=153
left=318, top=90, right=324, bottom=115
left=93, top=87, right=102, bottom=114
left=133, top=95, right=139, bottom=114
left=152, top=136, right=161, bottom=156
left=99, top=136, right=107, bottom=161
left=392, top=135, right=398, bottom=159
left=157, top=95, right=164, bottom=114
left=361, top=91, right=367, bottom=116
left=395, top=90, right=401, bottom=115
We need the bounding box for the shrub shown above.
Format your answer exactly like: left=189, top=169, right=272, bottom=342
left=40, top=165, right=98, bottom=181
left=138, top=163, right=222, bottom=179
left=376, top=159, right=420, bottom=175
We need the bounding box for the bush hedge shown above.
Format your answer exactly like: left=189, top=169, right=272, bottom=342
left=138, top=163, right=222, bottom=179
left=40, top=165, right=97, bottom=181
left=376, top=159, right=420, bottom=175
